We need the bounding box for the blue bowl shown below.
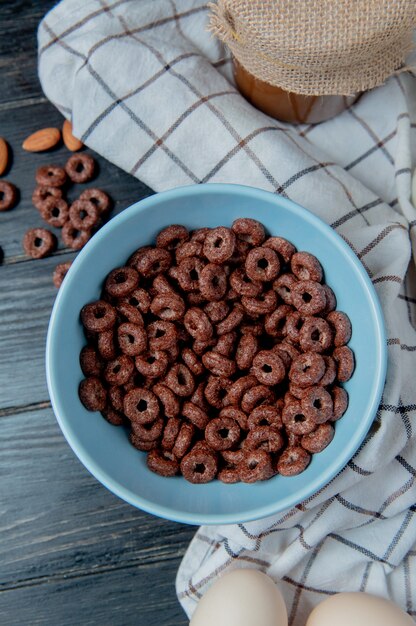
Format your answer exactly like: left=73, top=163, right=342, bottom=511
left=46, top=184, right=386, bottom=525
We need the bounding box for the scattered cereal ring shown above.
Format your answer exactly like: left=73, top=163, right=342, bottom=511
left=123, top=387, right=160, bottom=424
left=156, top=224, right=189, bottom=250
left=62, top=221, right=91, bottom=250
left=23, top=227, right=57, bottom=259
left=40, top=196, right=69, bottom=228
left=65, top=153, right=96, bottom=183
left=291, top=280, right=326, bottom=315
left=205, top=416, right=241, bottom=451
left=251, top=350, right=285, bottom=386
left=53, top=260, right=72, bottom=288
left=104, top=354, right=134, bottom=385
left=289, top=352, right=325, bottom=388
left=300, top=386, right=333, bottom=423
left=203, top=226, right=236, bottom=264
left=301, top=423, right=334, bottom=453
left=36, top=165, right=67, bottom=188
left=232, top=218, right=265, bottom=246
left=79, top=377, right=107, bottom=411
left=291, top=251, right=323, bottom=282
left=277, top=446, right=310, bottom=476
left=333, top=346, right=355, bottom=382
left=32, top=185, right=62, bottom=211
left=79, top=188, right=111, bottom=213
left=69, top=199, right=100, bottom=231
left=326, top=311, right=352, bottom=347
left=245, top=246, right=280, bottom=282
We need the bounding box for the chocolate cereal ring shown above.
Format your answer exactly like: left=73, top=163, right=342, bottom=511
left=199, top=263, right=228, bottom=301
left=291, top=280, right=326, bottom=315
left=32, top=185, right=62, bottom=211
left=104, top=354, right=134, bottom=385
left=156, top=224, right=189, bottom=250
left=218, top=467, right=240, bottom=483
left=0, top=181, right=17, bottom=211
left=116, top=302, right=144, bottom=326
left=180, top=445, right=218, bottom=483
left=299, top=317, right=333, bottom=353
left=130, top=433, right=159, bottom=452
left=97, top=329, right=117, bottom=360
left=282, top=397, right=316, bottom=434
left=291, top=251, right=323, bottom=282
left=175, top=257, right=205, bottom=291
left=236, top=333, right=258, bottom=370
left=333, top=346, right=355, bottom=382
left=239, top=449, right=273, bottom=483
left=322, top=284, right=337, bottom=313
left=105, top=267, right=139, bottom=298
left=326, top=311, right=352, bottom=347
left=300, top=386, right=333, bottom=424
left=277, top=446, right=310, bottom=476
left=172, top=422, right=195, bottom=459
left=61, top=222, right=91, bottom=250
left=289, top=352, right=325, bottom=388
left=69, top=199, right=99, bottom=231
left=123, top=387, right=159, bottom=424
left=247, top=405, right=282, bottom=430
left=184, top=307, right=213, bottom=340
left=40, top=196, right=69, bottom=228
left=161, top=417, right=181, bottom=450
left=101, top=406, right=124, bottom=426
left=273, top=273, right=298, bottom=304
left=117, top=322, right=147, bottom=356
left=229, top=267, right=262, bottom=297
left=232, top=218, right=265, bottom=246
left=79, top=188, right=111, bottom=214
left=203, top=226, right=236, bottom=264
left=301, top=423, right=334, bottom=453
left=214, top=331, right=237, bottom=357
left=331, top=386, right=349, bottom=421
left=147, top=320, right=177, bottom=351
left=241, top=384, right=275, bottom=414
left=202, top=351, right=236, bottom=377
left=36, top=165, right=67, bottom=188
left=81, top=300, right=116, bottom=332
left=251, top=350, right=285, bottom=386
left=245, top=247, right=280, bottom=282
left=242, top=290, right=277, bottom=316
left=216, top=304, right=244, bottom=335
left=205, top=416, right=241, bottom=451
left=182, top=401, right=210, bottom=429
left=80, top=345, right=103, bottom=377
left=131, top=417, right=164, bottom=441
left=150, top=294, right=185, bottom=321
left=153, top=382, right=180, bottom=418
left=219, top=406, right=249, bottom=431
left=265, top=305, right=293, bottom=338
left=147, top=449, right=179, bottom=477
left=108, top=385, right=125, bottom=413
left=263, top=236, right=296, bottom=264
left=244, top=426, right=284, bottom=453
left=23, top=228, right=57, bottom=259
left=192, top=337, right=216, bottom=356
left=273, top=341, right=300, bottom=370
left=175, top=240, right=203, bottom=263
left=152, top=274, right=178, bottom=296
left=65, top=153, right=96, bottom=183
left=225, top=374, right=257, bottom=407
left=136, top=248, right=172, bottom=278
left=123, top=288, right=151, bottom=315
left=204, top=300, right=229, bottom=323
left=135, top=350, right=168, bottom=379
left=182, top=347, right=205, bottom=376
left=204, top=375, right=231, bottom=409
left=284, top=311, right=305, bottom=343
left=53, top=260, right=72, bottom=288
left=320, top=355, right=337, bottom=386
left=79, top=377, right=107, bottom=411
left=165, top=364, right=195, bottom=397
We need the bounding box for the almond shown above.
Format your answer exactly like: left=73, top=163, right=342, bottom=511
left=22, top=127, right=61, bottom=152
left=62, top=120, right=83, bottom=152
left=0, top=137, right=9, bottom=176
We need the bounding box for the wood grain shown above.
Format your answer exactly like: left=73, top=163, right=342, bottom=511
left=0, top=407, right=193, bottom=625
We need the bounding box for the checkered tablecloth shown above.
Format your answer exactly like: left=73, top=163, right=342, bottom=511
left=38, top=1, right=416, bottom=623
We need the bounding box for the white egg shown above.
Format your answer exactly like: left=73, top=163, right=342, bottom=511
left=190, top=569, right=287, bottom=626
left=306, top=592, right=414, bottom=626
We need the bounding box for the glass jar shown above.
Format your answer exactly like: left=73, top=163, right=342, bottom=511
left=234, top=60, right=359, bottom=124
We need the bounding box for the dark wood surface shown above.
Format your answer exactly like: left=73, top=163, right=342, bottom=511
left=0, top=2, right=195, bottom=624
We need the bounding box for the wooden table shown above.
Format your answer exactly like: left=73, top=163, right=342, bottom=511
left=0, top=2, right=195, bottom=623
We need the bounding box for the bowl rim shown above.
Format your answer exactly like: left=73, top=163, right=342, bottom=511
left=46, top=183, right=387, bottom=525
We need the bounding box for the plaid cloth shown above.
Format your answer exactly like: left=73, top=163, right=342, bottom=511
left=38, top=1, right=416, bottom=623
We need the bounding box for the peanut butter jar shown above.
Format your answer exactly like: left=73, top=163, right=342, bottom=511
left=209, top=0, right=415, bottom=124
